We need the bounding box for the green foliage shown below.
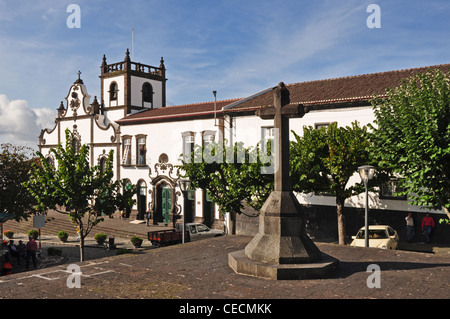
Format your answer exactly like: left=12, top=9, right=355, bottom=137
left=180, top=141, right=273, bottom=216
left=130, top=235, right=143, bottom=246
left=290, top=121, right=375, bottom=244
left=290, top=121, right=373, bottom=199
left=369, top=69, right=450, bottom=217
left=57, top=230, right=69, bottom=242
left=24, top=128, right=136, bottom=261
left=27, top=229, right=39, bottom=239
left=0, top=143, right=37, bottom=221
left=94, top=232, right=107, bottom=244
left=3, top=230, right=14, bottom=239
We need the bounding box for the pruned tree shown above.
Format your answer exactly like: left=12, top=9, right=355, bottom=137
left=180, top=141, right=273, bottom=234
left=25, top=129, right=136, bottom=261
left=369, top=69, right=450, bottom=219
left=290, top=121, right=375, bottom=245
left=0, top=143, right=37, bottom=221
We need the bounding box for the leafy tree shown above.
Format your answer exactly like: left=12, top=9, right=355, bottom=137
left=25, top=129, right=136, bottom=261
left=369, top=69, right=450, bottom=219
left=180, top=141, right=273, bottom=234
left=290, top=121, right=375, bottom=245
left=0, top=144, right=37, bottom=221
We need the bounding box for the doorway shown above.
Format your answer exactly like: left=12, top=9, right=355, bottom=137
left=155, top=183, right=172, bottom=225
left=137, top=180, right=147, bottom=220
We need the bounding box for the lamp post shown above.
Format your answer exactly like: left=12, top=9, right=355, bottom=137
left=178, top=179, right=191, bottom=244
left=358, top=165, right=376, bottom=248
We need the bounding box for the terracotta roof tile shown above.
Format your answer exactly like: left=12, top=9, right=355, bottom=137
left=116, top=98, right=241, bottom=124
left=228, top=63, right=450, bottom=110
left=117, top=63, right=449, bottom=124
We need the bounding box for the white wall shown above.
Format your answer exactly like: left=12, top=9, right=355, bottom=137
left=231, top=106, right=444, bottom=215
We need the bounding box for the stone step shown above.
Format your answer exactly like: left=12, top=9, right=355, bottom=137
left=3, top=215, right=148, bottom=241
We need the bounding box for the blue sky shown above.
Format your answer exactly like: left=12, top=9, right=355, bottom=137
left=0, top=0, right=449, bottom=148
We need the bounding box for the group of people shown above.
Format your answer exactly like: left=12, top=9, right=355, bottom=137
left=405, top=212, right=436, bottom=243
left=2, top=236, right=38, bottom=276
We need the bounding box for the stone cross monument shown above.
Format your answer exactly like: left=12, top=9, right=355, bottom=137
left=228, top=82, right=339, bottom=280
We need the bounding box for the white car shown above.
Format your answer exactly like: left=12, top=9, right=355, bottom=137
left=350, top=225, right=399, bottom=250
left=176, top=223, right=225, bottom=242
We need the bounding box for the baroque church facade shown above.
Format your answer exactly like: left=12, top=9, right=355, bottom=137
left=38, top=50, right=449, bottom=242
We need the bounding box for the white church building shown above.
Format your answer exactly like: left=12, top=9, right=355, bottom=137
left=38, top=49, right=449, bottom=242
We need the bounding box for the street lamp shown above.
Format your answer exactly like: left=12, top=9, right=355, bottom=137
left=358, top=165, right=376, bottom=248
left=178, top=179, right=192, bottom=244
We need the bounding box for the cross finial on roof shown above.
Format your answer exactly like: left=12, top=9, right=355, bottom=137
left=74, top=70, right=84, bottom=84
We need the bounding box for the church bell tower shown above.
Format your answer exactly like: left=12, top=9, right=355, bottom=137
left=99, top=49, right=167, bottom=122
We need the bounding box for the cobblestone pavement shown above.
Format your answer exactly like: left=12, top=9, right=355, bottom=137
left=0, top=235, right=449, bottom=302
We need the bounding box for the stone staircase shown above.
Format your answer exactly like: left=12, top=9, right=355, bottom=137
left=2, top=213, right=148, bottom=241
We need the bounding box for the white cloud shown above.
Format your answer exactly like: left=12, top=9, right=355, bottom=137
left=0, top=94, right=55, bottom=149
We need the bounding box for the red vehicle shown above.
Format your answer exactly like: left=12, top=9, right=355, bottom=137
left=147, top=229, right=187, bottom=247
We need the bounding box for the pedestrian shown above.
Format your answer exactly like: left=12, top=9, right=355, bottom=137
left=2, top=261, right=12, bottom=276
left=76, top=226, right=81, bottom=240
left=2, top=240, right=12, bottom=264
left=405, top=213, right=415, bottom=242
left=8, top=240, right=20, bottom=264
left=17, top=240, right=26, bottom=263
left=25, top=236, right=38, bottom=269
left=146, top=208, right=152, bottom=226
left=421, top=213, right=435, bottom=243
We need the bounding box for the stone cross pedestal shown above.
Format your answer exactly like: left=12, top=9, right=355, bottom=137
left=228, top=82, right=339, bottom=280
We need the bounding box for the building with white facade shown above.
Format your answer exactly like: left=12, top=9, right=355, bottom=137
left=38, top=50, right=449, bottom=242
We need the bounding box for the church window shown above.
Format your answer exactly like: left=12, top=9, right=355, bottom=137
left=261, top=126, right=274, bottom=152
left=202, top=130, right=216, bottom=147
left=109, top=82, right=118, bottom=101
left=99, top=157, right=107, bottom=174
left=182, top=131, right=195, bottom=162
left=380, top=178, right=407, bottom=200
left=142, top=82, right=153, bottom=104
left=136, top=136, right=147, bottom=166
left=122, top=137, right=131, bottom=165
left=314, top=122, right=336, bottom=130
left=45, top=156, right=54, bottom=167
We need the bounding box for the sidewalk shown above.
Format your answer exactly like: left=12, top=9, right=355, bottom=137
left=3, top=209, right=173, bottom=242
left=0, top=235, right=449, bottom=300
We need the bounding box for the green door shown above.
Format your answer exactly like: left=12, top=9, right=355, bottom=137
left=162, top=187, right=171, bottom=225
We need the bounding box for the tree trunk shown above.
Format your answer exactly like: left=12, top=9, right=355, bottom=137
left=229, top=211, right=237, bottom=235
left=336, top=196, right=347, bottom=245
left=444, top=206, right=450, bottom=220
left=79, top=236, right=85, bottom=262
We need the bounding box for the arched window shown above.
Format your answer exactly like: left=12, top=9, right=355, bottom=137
left=109, top=82, right=118, bottom=101
left=99, top=157, right=107, bottom=174
left=142, top=82, right=153, bottom=104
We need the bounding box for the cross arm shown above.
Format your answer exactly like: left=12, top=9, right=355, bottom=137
left=255, top=103, right=309, bottom=119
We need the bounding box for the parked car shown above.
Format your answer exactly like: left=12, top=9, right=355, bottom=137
left=181, top=223, right=225, bottom=242
left=350, top=225, right=399, bottom=250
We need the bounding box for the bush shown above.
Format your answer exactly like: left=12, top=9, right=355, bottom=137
left=3, top=230, right=14, bottom=239
left=130, top=235, right=143, bottom=247
left=57, top=230, right=69, bottom=242
left=27, top=229, right=39, bottom=239
left=116, top=248, right=132, bottom=255
left=47, top=247, right=62, bottom=256
left=94, top=232, right=107, bottom=244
